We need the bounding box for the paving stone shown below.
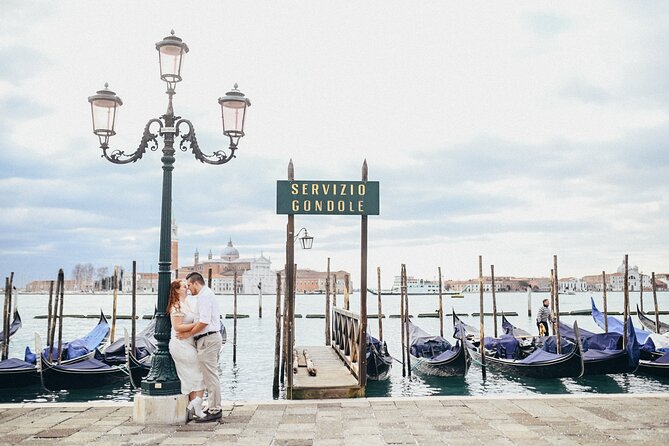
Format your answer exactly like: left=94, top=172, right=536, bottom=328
left=276, top=423, right=315, bottom=433
left=271, top=440, right=314, bottom=446
left=312, top=440, right=345, bottom=446
left=34, top=428, right=80, bottom=438
left=159, top=436, right=210, bottom=445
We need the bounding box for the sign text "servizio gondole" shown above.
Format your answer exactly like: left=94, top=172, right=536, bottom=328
left=276, top=181, right=380, bottom=215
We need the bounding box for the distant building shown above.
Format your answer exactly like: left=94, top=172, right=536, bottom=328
left=558, top=277, right=588, bottom=293
left=25, top=279, right=85, bottom=293
left=120, top=272, right=159, bottom=293
left=178, top=239, right=277, bottom=294
left=446, top=277, right=531, bottom=292
left=279, top=268, right=351, bottom=294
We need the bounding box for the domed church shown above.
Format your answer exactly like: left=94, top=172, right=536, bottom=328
left=178, top=238, right=275, bottom=294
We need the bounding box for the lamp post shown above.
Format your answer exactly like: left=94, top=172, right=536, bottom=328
left=88, top=31, right=250, bottom=397
left=294, top=227, right=314, bottom=250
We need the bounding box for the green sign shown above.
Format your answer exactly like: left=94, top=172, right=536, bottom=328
left=276, top=180, right=380, bottom=215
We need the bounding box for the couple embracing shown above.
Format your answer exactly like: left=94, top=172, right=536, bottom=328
left=167, top=272, right=223, bottom=422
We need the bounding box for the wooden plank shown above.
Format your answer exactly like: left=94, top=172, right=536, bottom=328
left=291, top=346, right=361, bottom=400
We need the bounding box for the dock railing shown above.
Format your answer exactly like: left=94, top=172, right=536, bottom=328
left=331, top=307, right=361, bottom=380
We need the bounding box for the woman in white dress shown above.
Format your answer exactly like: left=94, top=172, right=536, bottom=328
left=168, top=279, right=206, bottom=420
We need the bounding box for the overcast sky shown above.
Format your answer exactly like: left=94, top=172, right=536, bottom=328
left=2, top=1, right=669, bottom=287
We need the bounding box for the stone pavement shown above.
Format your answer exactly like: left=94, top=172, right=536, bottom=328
left=0, top=393, right=667, bottom=445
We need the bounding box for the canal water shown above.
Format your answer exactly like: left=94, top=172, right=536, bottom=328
left=2, top=290, right=669, bottom=403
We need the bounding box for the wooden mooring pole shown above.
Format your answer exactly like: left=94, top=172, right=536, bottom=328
left=639, top=273, right=644, bottom=313
left=554, top=256, right=561, bottom=354
left=602, top=271, right=608, bottom=333
left=332, top=274, right=337, bottom=308
left=131, top=260, right=137, bottom=356
left=400, top=265, right=406, bottom=377
left=652, top=272, right=660, bottom=333
left=550, top=269, right=555, bottom=335
left=207, top=268, right=212, bottom=288
left=403, top=265, right=411, bottom=378
left=46, top=280, right=54, bottom=356
left=491, top=265, right=498, bottom=338
left=110, top=266, right=118, bottom=343
left=258, top=280, right=263, bottom=319
left=325, top=258, right=331, bottom=345
left=57, top=269, right=65, bottom=365
left=2, top=275, right=10, bottom=360
left=285, top=159, right=295, bottom=398
left=377, top=266, right=383, bottom=341
left=273, top=272, right=282, bottom=393
left=280, top=269, right=288, bottom=385
left=49, top=276, right=60, bottom=362
left=623, top=254, right=629, bottom=349
left=438, top=267, right=443, bottom=338
left=478, top=255, right=486, bottom=380
left=233, top=271, right=238, bottom=364
left=0, top=277, right=10, bottom=361
left=358, top=160, right=369, bottom=389
left=344, top=274, right=350, bottom=311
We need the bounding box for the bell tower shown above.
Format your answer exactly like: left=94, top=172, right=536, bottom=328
left=171, top=218, right=179, bottom=271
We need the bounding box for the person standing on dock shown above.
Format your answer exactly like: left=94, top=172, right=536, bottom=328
left=536, top=298, right=554, bottom=336
left=180, top=272, right=223, bottom=423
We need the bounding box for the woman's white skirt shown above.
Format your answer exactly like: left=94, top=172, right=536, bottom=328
left=169, top=337, right=205, bottom=394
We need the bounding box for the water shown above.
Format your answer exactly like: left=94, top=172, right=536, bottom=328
left=3, top=290, right=669, bottom=403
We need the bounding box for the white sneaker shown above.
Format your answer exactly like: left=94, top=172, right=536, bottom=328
left=192, top=397, right=206, bottom=419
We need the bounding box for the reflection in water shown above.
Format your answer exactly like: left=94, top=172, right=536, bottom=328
left=566, top=375, right=625, bottom=394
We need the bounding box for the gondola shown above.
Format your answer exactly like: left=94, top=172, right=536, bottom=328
left=103, top=317, right=157, bottom=366
left=636, top=305, right=669, bottom=335
left=408, top=320, right=470, bottom=377
left=0, top=309, right=22, bottom=346
left=0, top=311, right=110, bottom=389
left=590, top=299, right=669, bottom=377
left=456, top=312, right=584, bottom=379
left=637, top=351, right=669, bottom=377
left=590, top=297, right=661, bottom=358
left=501, top=314, right=532, bottom=338
left=39, top=351, right=129, bottom=391
left=366, top=334, right=392, bottom=381
left=0, top=350, right=39, bottom=389
left=526, top=315, right=640, bottom=376
left=41, top=311, right=110, bottom=362
left=452, top=311, right=477, bottom=340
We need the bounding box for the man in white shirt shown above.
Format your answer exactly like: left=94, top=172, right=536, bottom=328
left=180, top=272, right=223, bottom=422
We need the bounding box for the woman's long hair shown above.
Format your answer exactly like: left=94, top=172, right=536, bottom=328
left=167, top=280, right=183, bottom=313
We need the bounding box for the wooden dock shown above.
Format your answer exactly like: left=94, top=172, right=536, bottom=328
left=291, top=346, right=362, bottom=399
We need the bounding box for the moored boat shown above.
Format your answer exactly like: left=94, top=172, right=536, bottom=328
left=637, top=351, right=669, bottom=377
left=636, top=305, right=669, bottom=335
left=366, top=334, right=392, bottom=381
left=39, top=353, right=129, bottom=391
left=457, top=312, right=584, bottom=379
left=408, top=320, right=470, bottom=377
left=0, top=309, right=22, bottom=346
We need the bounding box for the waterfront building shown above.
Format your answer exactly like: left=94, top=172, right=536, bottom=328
left=557, top=277, right=588, bottom=293
left=445, top=277, right=531, bottom=292
left=178, top=239, right=277, bottom=294
left=279, top=268, right=350, bottom=294
left=120, top=272, right=159, bottom=293
left=25, top=279, right=85, bottom=293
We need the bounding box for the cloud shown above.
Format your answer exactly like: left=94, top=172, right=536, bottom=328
left=0, top=46, right=49, bottom=85
left=2, top=2, right=669, bottom=287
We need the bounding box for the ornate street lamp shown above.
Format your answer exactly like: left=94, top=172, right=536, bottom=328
left=294, top=227, right=314, bottom=250
left=88, top=31, right=250, bottom=396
